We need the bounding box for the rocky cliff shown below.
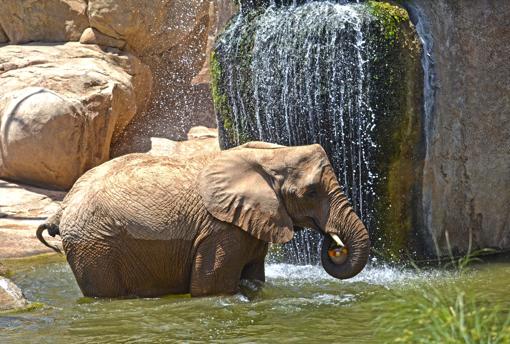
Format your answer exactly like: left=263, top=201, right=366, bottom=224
left=406, top=0, right=510, bottom=256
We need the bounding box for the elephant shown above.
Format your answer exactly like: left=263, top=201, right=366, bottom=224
left=37, top=142, right=370, bottom=298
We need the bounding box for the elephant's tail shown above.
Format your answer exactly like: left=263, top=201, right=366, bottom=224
left=36, top=207, right=63, bottom=254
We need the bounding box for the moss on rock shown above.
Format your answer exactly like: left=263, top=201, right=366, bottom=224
left=367, top=1, right=409, bottom=42
left=210, top=51, right=236, bottom=147
left=366, top=1, right=424, bottom=259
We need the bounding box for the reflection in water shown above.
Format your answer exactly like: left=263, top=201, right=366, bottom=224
left=2, top=257, right=509, bottom=343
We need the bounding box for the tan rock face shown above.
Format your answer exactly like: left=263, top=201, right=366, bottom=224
left=148, top=126, right=220, bottom=158
left=88, top=0, right=209, bottom=55
left=187, top=126, right=219, bottom=140
left=193, top=0, right=239, bottom=85
left=0, top=179, right=65, bottom=258
left=79, top=27, right=126, bottom=49
left=93, top=0, right=237, bottom=155
left=0, top=43, right=152, bottom=189
left=411, top=0, right=510, bottom=255
left=0, top=26, right=7, bottom=44
left=0, top=276, right=28, bottom=311
left=0, top=0, right=89, bottom=43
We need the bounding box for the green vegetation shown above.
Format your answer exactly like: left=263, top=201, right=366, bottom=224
left=211, top=8, right=263, bottom=146
left=380, top=286, right=510, bottom=343
left=210, top=50, right=236, bottom=144
left=367, top=1, right=409, bottom=42
left=367, top=3, right=423, bottom=259
left=378, top=248, right=510, bottom=343
left=0, top=302, right=46, bottom=315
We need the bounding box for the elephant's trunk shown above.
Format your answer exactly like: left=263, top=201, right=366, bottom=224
left=321, top=191, right=370, bottom=279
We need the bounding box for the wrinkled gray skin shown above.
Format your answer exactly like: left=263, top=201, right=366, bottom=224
left=37, top=142, right=370, bottom=297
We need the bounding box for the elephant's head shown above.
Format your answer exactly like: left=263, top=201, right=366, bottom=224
left=199, top=142, right=370, bottom=279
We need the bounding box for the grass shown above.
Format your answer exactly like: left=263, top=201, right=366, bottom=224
left=377, top=243, right=510, bottom=343
left=387, top=289, right=510, bottom=343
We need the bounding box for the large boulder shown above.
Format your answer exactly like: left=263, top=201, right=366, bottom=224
left=0, top=0, right=89, bottom=43
left=87, top=0, right=209, bottom=55
left=0, top=43, right=152, bottom=189
left=408, top=0, right=510, bottom=255
left=0, top=276, right=28, bottom=311
left=148, top=126, right=220, bottom=157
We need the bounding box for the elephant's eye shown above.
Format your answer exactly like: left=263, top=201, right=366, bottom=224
left=306, top=190, right=318, bottom=198
left=304, top=187, right=318, bottom=198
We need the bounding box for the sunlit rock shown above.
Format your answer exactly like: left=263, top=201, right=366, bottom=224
left=0, top=179, right=65, bottom=258
left=79, top=28, right=126, bottom=49
left=0, top=0, right=88, bottom=44
left=0, top=43, right=152, bottom=190
left=149, top=127, right=220, bottom=158
left=106, top=0, right=237, bottom=155
left=408, top=0, right=510, bottom=256
left=0, top=276, right=28, bottom=311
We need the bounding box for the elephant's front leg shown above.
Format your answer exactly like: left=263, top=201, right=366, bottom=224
left=190, top=231, right=244, bottom=297
left=190, top=228, right=267, bottom=297
left=241, top=258, right=265, bottom=282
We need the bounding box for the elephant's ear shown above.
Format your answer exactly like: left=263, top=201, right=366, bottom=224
left=198, top=149, right=294, bottom=243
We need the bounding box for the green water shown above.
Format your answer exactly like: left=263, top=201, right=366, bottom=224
left=1, top=255, right=509, bottom=343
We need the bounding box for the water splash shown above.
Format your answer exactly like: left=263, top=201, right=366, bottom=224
left=265, top=263, right=444, bottom=287
left=216, top=2, right=379, bottom=264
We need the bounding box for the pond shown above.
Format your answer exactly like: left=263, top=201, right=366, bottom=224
left=1, top=254, right=509, bottom=343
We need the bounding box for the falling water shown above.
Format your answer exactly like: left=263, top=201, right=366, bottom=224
left=213, top=1, right=421, bottom=263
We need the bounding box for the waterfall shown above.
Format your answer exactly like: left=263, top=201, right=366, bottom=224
left=212, top=1, right=423, bottom=263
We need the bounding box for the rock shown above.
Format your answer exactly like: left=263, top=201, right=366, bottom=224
left=0, top=0, right=236, bottom=156
left=0, top=0, right=89, bottom=44
left=408, top=1, right=510, bottom=256
left=80, top=27, right=126, bottom=49
left=87, top=0, right=209, bottom=55
left=0, top=43, right=152, bottom=190
left=187, top=126, right=219, bottom=140
left=0, top=276, right=28, bottom=311
left=0, top=179, right=65, bottom=258
left=192, top=0, right=239, bottom=85
left=86, top=0, right=236, bottom=155
left=148, top=127, right=220, bottom=157
left=0, top=27, right=7, bottom=44
left=0, top=263, right=9, bottom=277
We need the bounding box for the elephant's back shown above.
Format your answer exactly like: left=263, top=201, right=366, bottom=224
left=61, top=153, right=213, bottom=240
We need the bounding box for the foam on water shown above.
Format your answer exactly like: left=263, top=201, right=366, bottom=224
left=265, top=263, right=443, bottom=287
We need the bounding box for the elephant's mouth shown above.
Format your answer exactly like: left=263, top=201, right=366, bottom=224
left=326, top=234, right=349, bottom=265
left=308, top=217, right=349, bottom=266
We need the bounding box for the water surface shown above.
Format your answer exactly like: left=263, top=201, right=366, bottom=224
left=2, top=255, right=509, bottom=343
